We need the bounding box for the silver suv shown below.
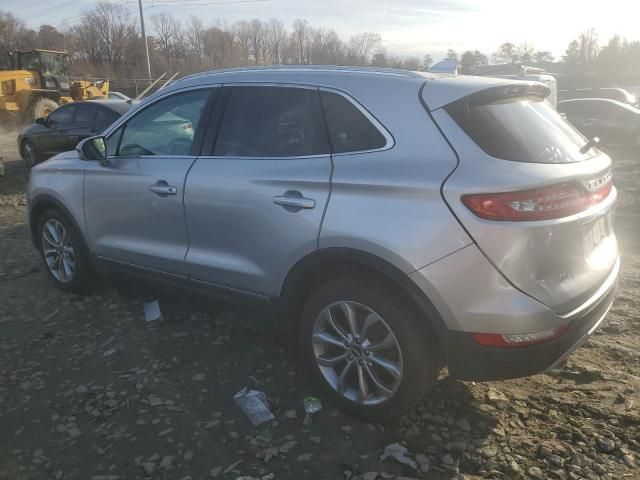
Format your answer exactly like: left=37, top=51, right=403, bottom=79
left=27, top=66, right=619, bottom=420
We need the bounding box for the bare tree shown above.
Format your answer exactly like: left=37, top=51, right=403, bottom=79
left=348, top=32, right=381, bottom=65
left=291, top=19, right=310, bottom=64
left=493, top=42, right=518, bottom=64
left=265, top=18, right=287, bottom=64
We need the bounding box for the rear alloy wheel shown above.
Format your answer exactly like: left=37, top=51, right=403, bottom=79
left=312, top=301, right=403, bottom=405
left=21, top=140, right=38, bottom=169
left=300, top=276, right=441, bottom=421
left=38, top=208, right=97, bottom=293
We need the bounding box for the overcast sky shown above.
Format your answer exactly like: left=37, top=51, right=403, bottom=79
left=6, top=0, right=640, bottom=60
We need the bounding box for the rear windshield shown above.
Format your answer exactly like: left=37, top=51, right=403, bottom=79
left=446, top=95, right=594, bottom=163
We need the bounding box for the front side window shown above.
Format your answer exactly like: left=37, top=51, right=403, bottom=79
left=118, top=89, right=211, bottom=157
left=48, top=105, right=75, bottom=124
left=320, top=91, right=387, bottom=154
left=214, top=87, right=329, bottom=157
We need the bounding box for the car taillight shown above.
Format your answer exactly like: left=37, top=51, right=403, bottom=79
left=472, top=324, right=569, bottom=348
left=462, top=177, right=612, bottom=221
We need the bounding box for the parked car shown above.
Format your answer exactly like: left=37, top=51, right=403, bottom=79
left=18, top=100, right=133, bottom=168
left=27, top=67, right=619, bottom=420
left=106, top=91, right=131, bottom=102
left=558, top=87, right=638, bottom=106
left=558, top=98, right=640, bottom=147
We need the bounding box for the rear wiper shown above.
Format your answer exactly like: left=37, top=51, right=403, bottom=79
left=580, top=136, right=600, bottom=154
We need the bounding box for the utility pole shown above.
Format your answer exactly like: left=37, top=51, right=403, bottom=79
left=138, top=0, right=152, bottom=80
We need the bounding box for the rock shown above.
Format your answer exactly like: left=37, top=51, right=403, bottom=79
left=309, top=436, right=322, bottom=444
left=593, top=463, right=606, bottom=475
left=455, top=418, right=471, bottom=432
left=527, top=466, right=545, bottom=479
left=509, top=460, right=521, bottom=473
left=361, top=473, right=378, bottom=480
left=487, top=389, right=509, bottom=406
left=184, top=451, right=194, bottom=461
left=296, top=453, right=312, bottom=461
left=623, top=454, right=636, bottom=467
left=209, top=467, right=222, bottom=478
left=415, top=453, right=430, bottom=473
left=67, top=427, right=81, bottom=438
left=539, top=445, right=553, bottom=458
left=279, top=441, right=297, bottom=453
left=283, top=409, right=297, bottom=420
left=596, top=437, right=615, bottom=453
left=142, top=463, right=155, bottom=475
left=570, top=452, right=587, bottom=467
left=441, top=453, right=454, bottom=465
left=159, top=455, right=174, bottom=469
left=192, top=373, right=205, bottom=381
left=75, top=385, right=88, bottom=394
left=547, top=454, right=564, bottom=467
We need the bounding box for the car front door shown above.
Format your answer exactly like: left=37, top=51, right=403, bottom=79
left=36, top=104, right=76, bottom=156
left=65, top=103, right=97, bottom=150
left=184, top=85, right=332, bottom=297
left=83, top=87, right=217, bottom=276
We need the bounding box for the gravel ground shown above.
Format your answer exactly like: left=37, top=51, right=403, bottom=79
left=0, top=128, right=638, bottom=480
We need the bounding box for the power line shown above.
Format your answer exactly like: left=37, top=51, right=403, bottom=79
left=27, top=0, right=78, bottom=22
left=127, top=0, right=270, bottom=6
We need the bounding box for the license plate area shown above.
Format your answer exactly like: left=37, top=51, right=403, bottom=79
left=582, top=213, right=611, bottom=258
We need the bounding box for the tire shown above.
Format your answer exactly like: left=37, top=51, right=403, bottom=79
left=299, top=276, right=441, bottom=422
left=27, top=97, right=59, bottom=122
left=21, top=140, right=39, bottom=169
left=37, top=208, right=97, bottom=294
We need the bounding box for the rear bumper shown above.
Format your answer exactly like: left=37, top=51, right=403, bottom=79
left=409, top=244, right=619, bottom=381
left=442, top=272, right=616, bottom=381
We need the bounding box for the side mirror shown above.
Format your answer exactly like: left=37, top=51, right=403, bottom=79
left=35, top=117, right=47, bottom=126
left=77, top=136, right=107, bottom=163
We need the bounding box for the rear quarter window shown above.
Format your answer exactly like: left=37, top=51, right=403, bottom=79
left=446, top=95, right=592, bottom=164
left=320, top=91, right=387, bottom=154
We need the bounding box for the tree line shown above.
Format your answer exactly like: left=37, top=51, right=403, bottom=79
left=1, top=2, right=640, bottom=87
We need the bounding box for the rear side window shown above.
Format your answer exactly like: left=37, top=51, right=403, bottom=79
left=320, top=92, right=387, bottom=153
left=447, top=95, right=591, bottom=164
left=215, top=87, right=329, bottom=157
left=95, top=107, right=119, bottom=127
left=74, top=104, right=94, bottom=123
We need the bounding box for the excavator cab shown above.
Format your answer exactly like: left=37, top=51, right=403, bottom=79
left=13, top=50, right=71, bottom=94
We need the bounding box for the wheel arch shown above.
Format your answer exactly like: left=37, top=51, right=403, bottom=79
left=280, top=247, right=449, bottom=343
left=29, top=194, right=88, bottom=252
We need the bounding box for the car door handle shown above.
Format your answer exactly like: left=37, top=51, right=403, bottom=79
left=273, top=192, right=316, bottom=210
left=148, top=182, right=177, bottom=196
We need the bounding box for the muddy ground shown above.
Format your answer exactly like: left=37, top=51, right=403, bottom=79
left=0, top=128, right=638, bottom=480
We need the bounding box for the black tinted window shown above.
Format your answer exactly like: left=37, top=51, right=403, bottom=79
left=320, top=92, right=386, bottom=153
left=119, top=89, right=211, bottom=156
left=215, top=87, right=329, bottom=157
left=448, top=96, right=591, bottom=164
left=95, top=107, right=119, bottom=127
left=74, top=104, right=94, bottom=123
left=48, top=105, right=75, bottom=124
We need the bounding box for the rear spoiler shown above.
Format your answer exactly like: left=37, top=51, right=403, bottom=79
left=422, top=76, right=550, bottom=111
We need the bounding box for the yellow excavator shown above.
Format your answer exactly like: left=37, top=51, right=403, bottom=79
left=0, top=49, right=109, bottom=124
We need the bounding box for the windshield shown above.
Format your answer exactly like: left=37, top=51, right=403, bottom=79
left=447, top=96, right=595, bottom=163
left=18, top=51, right=67, bottom=77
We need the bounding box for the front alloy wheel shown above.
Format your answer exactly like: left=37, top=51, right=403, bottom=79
left=41, top=219, right=75, bottom=283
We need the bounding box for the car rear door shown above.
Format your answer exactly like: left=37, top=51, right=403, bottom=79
left=65, top=103, right=97, bottom=151
left=183, top=85, right=332, bottom=297
left=84, top=87, right=218, bottom=276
